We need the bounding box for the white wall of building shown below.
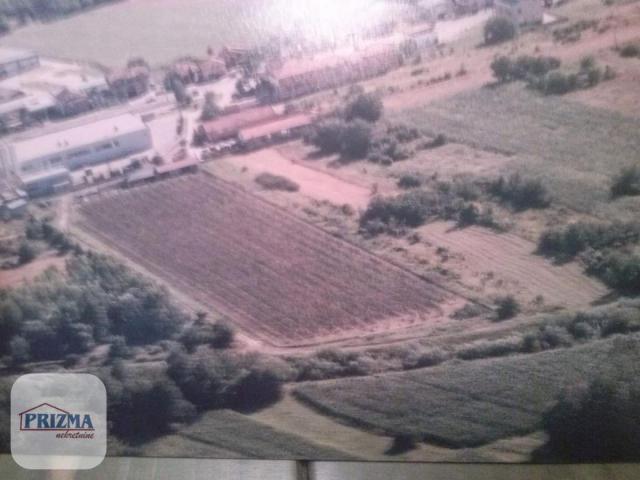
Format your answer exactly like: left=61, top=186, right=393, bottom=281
left=0, top=115, right=152, bottom=179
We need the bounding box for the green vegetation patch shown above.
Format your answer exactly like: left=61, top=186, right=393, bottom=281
left=394, top=85, right=640, bottom=217
left=148, top=409, right=357, bottom=460
left=294, top=335, right=639, bottom=448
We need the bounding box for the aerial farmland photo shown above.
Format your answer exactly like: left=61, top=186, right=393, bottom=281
left=1, top=0, right=640, bottom=468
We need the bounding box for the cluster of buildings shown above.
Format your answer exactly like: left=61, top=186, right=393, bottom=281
left=259, top=44, right=405, bottom=102
left=0, top=48, right=155, bottom=134
left=196, top=105, right=313, bottom=150
left=0, top=113, right=152, bottom=196
left=170, top=56, right=227, bottom=85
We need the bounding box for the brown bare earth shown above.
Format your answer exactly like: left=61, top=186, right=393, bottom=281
left=413, top=221, right=608, bottom=308
left=208, top=148, right=372, bottom=209
left=0, top=252, right=67, bottom=289
left=77, top=174, right=467, bottom=347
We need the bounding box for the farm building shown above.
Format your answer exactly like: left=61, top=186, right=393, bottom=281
left=261, top=44, right=403, bottom=101
left=238, top=113, right=313, bottom=149
left=0, top=48, right=40, bottom=80
left=495, top=0, right=544, bottom=26
left=197, top=106, right=279, bottom=143
left=171, top=57, right=227, bottom=85
left=126, top=157, right=199, bottom=187
left=0, top=114, right=152, bottom=183
left=18, top=167, right=71, bottom=197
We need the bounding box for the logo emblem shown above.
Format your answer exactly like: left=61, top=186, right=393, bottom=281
left=11, top=374, right=106, bottom=470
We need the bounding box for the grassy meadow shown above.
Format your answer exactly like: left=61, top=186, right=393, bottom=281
left=294, top=334, right=640, bottom=448
left=0, top=0, right=404, bottom=67
left=394, top=84, right=640, bottom=220
left=140, top=409, right=357, bottom=460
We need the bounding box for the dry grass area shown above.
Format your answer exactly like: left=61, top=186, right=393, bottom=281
left=413, top=221, right=607, bottom=309
left=205, top=148, right=372, bottom=209
left=0, top=252, right=67, bottom=289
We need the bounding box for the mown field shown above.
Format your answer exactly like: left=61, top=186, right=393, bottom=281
left=395, top=84, right=640, bottom=220
left=294, top=334, right=640, bottom=448
left=141, top=409, right=356, bottom=460
left=78, top=174, right=460, bottom=346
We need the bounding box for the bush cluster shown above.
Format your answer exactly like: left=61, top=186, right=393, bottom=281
left=488, top=173, right=551, bottom=211
left=620, top=43, right=640, bottom=58
left=311, top=118, right=373, bottom=160
left=484, top=17, right=516, bottom=45
left=491, top=55, right=561, bottom=83
left=611, top=165, right=640, bottom=198
left=179, top=313, right=234, bottom=353
left=584, top=251, right=640, bottom=294
left=255, top=172, right=300, bottom=192
left=552, top=20, right=598, bottom=44
left=397, top=174, right=422, bottom=189
left=25, top=217, right=75, bottom=253
left=491, top=54, right=612, bottom=95
left=167, top=350, right=283, bottom=412
left=538, top=221, right=640, bottom=260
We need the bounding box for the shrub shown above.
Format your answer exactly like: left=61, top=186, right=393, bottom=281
left=18, top=241, right=36, bottom=265
left=311, top=119, right=346, bottom=154
left=611, top=165, right=640, bottom=198
left=341, top=119, right=373, bottom=159
left=588, top=252, right=640, bottom=294
left=109, top=376, right=195, bottom=441
left=418, top=134, right=447, bottom=150
left=491, top=56, right=513, bottom=82
left=537, top=221, right=640, bottom=259
left=360, top=190, right=435, bottom=231
left=397, top=174, right=422, bottom=189
left=255, top=173, right=300, bottom=192
left=401, top=347, right=449, bottom=369
left=489, top=174, right=550, bottom=210
left=456, top=336, right=523, bottom=360
left=620, top=44, right=640, bottom=58
left=457, top=203, right=479, bottom=227
left=451, top=303, right=486, bottom=320
left=180, top=318, right=234, bottom=352
left=542, top=71, right=573, bottom=95
left=539, top=377, right=640, bottom=461
left=484, top=17, right=516, bottom=45
left=386, top=435, right=417, bottom=455
left=344, top=93, right=383, bottom=123
left=495, top=295, right=520, bottom=320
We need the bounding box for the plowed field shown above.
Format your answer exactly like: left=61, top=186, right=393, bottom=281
left=78, top=175, right=462, bottom=346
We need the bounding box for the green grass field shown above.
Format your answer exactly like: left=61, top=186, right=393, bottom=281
left=294, top=334, right=640, bottom=448
left=394, top=85, right=640, bottom=220
left=0, top=0, right=401, bottom=67
left=140, top=409, right=358, bottom=460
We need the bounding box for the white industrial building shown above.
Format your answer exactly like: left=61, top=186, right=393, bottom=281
left=0, top=48, right=40, bottom=79
left=0, top=114, right=152, bottom=195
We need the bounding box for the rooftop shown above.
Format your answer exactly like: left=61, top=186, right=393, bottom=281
left=201, top=106, right=278, bottom=138
left=238, top=114, right=313, bottom=141
left=0, top=47, right=37, bottom=65
left=270, top=43, right=398, bottom=80
left=11, top=114, right=148, bottom=162
left=18, top=166, right=70, bottom=185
